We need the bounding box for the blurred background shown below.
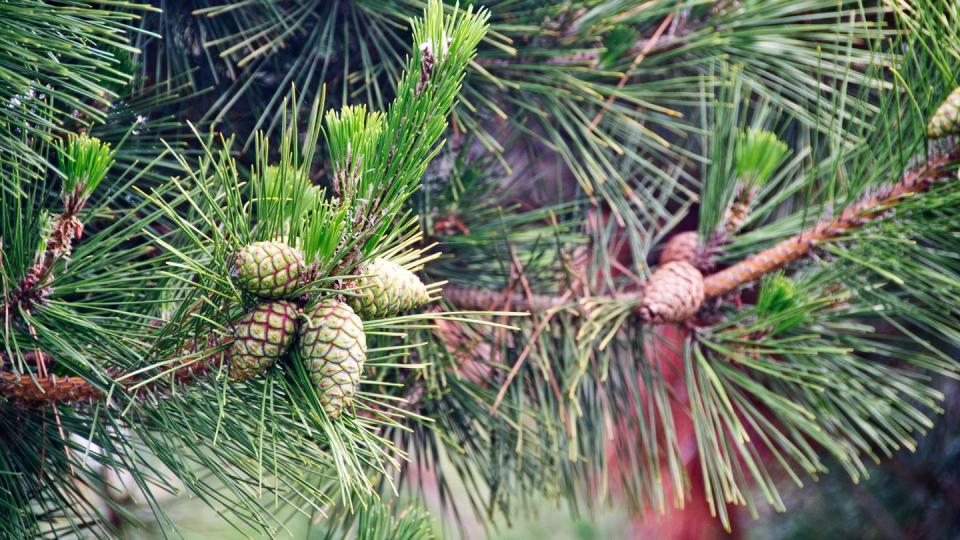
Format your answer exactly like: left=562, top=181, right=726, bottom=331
left=112, top=377, right=960, bottom=539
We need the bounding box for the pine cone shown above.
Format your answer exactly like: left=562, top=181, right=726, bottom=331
left=232, top=241, right=306, bottom=298
left=300, top=299, right=367, bottom=419
left=230, top=301, right=299, bottom=380
left=639, top=261, right=705, bottom=324
left=660, top=231, right=700, bottom=265
left=348, top=258, right=430, bottom=318
left=928, top=86, right=960, bottom=139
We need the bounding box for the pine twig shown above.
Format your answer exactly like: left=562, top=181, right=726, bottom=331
left=0, top=373, right=103, bottom=404
left=0, top=346, right=226, bottom=406
left=445, top=148, right=959, bottom=313
left=490, top=247, right=570, bottom=413
left=474, top=25, right=694, bottom=68
left=704, top=148, right=958, bottom=298
left=442, top=285, right=572, bottom=312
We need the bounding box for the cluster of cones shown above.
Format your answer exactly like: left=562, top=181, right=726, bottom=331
left=229, top=240, right=430, bottom=419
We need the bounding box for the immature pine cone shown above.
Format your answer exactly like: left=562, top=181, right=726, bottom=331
left=660, top=231, right=700, bottom=265
left=300, top=299, right=367, bottom=419
left=348, top=258, right=430, bottom=318
left=233, top=241, right=306, bottom=298
left=639, top=261, right=705, bottom=324
left=928, top=86, right=960, bottom=139
left=230, top=300, right=299, bottom=380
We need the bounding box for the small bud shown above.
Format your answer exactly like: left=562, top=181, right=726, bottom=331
left=927, top=86, right=960, bottom=139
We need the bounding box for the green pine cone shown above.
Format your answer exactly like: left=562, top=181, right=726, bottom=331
left=928, top=86, right=960, bottom=139
left=230, top=300, right=299, bottom=380
left=232, top=241, right=306, bottom=298
left=300, top=299, right=367, bottom=419
left=348, top=258, right=430, bottom=318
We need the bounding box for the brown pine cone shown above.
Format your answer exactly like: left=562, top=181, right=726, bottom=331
left=659, top=231, right=700, bottom=265
left=639, top=261, right=705, bottom=324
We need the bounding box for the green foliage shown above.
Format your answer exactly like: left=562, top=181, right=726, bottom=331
left=0, top=2, right=496, bottom=537
left=698, top=72, right=796, bottom=238
left=0, top=2, right=155, bottom=193
left=143, top=0, right=890, bottom=266
left=755, top=272, right=807, bottom=335
left=408, top=1, right=960, bottom=533
left=318, top=500, right=437, bottom=540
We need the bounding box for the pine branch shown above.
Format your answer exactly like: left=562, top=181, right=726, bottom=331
left=443, top=147, right=960, bottom=314
left=0, top=373, right=102, bottom=404
left=0, top=2, right=492, bottom=418
left=0, top=343, right=225, bottom=405
left=442, top=285, right=571, bottom=312
left=1, top=146, right=954, bottom=408
left=703, top=148, right=958, bottom=298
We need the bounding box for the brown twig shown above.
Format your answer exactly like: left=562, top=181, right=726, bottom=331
left=3, top=185, right=89, bottom=330
left=0, top=346, right=226, bottom=406
left=416, top=40, right=436, bottom=96
left=474, top=25, right=694, bottom=69
left=490, top=248, right=570, bottom=413
left=704, top=149, right=957, bottom=298
left=441, top=285, right=571, bottom=312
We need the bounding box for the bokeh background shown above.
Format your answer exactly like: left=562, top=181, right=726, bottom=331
left=111, top=377, right=960, bottom=539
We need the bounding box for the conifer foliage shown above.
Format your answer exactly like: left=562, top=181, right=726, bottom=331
left=0, top=0, right=959, bottom=538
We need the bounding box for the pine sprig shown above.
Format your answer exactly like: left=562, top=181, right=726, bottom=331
left=59, top=134, right=115, bottom=202
left=430, top=1, right=960, bottom=527
left=735, top=129, right=789, bottom=188
left=2, top=0, right=960, bottom=537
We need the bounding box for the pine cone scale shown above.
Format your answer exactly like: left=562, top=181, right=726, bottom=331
left=230, top=300, right=299, bottom=380
left=233, top=241, right=306, bottom=299
left=349, top=258, right=430, bottom=318
left=660, top=231, right=700, bottom=265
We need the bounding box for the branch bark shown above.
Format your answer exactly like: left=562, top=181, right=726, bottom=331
left=0, top=350, right=224, bottom=406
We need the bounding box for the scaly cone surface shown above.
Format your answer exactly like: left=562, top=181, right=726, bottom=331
left=639, top=261, right=705, bottom=324
left=348, top=258, right=430, bottom=318
left=300, top=299, right=367, bottom=419
left=659, top=231, right=700, bottom=266
left=928, top=86, right=960, bottom=139
left=232, top=241, right=306, bottom=298
left=229, top=300, right=300, bottom=380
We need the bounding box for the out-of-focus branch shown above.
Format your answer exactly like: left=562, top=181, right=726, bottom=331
left=445, top=148, right=960, bottom=314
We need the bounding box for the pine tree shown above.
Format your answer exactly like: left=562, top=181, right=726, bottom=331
left=0, top=1, right=959, bottom=538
